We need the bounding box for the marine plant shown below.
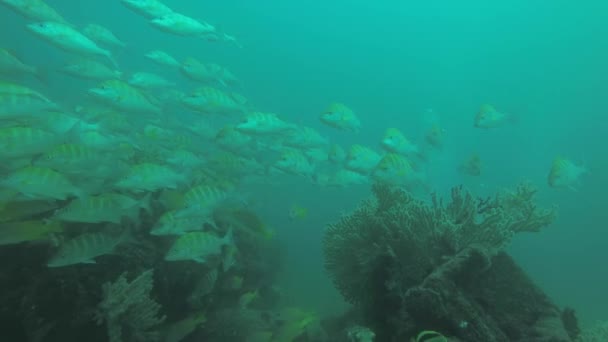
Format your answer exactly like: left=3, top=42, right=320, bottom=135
left=323, top=182, right=558, bottom=339
left=95, top=269, right=166, bottom=342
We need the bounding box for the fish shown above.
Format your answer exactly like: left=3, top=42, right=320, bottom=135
left=1, top=166, right=83, bottom=200
left=0, top=126, right=66, bottom=159
left=188, top=268, right=218, bottom=301
left=0, top=219, right=63, bottom=245
left=120, top=0, right=174, bottom=19
left=0, top=48, right=41, bottom=78
left=0, top=200, right=59, bottom=222
left=238, top=289, right=259, bottom=309
left=113, top=163, right=185, bottom=193
left=47, top=229, right=127, bottom=267
left=180, top=57, right=217, bottom=82
left=413, top=330, right=448, bottom=342
left=474, top=104, right=514, bottom=128
left=83, top=24, right=126, bottom=49
left=344, top=144, right=382, bottom=175
left=150, top=12, right=216, bottom=37
left=235, top=112, right=297, bottom=135
left=372, top=153, right=425, bottom=187
left=128, top=72, right=175, bottom=89
left=0, top=92, right=59, bottom=121
left=328, top=144, right=346, bottom=164
left=320, top=103, right=361, bottom=132
left=52, top=193, right=149, bottom=224
left=27, top=22, right=118, bottom=68
left=381, top=127, right=419, bottom=156
left=215, top=125, right=254, bottom=153
left=60, top=59, right=122, bottom=80
left=318, top=168, right=369, bottom=188
left=89, top=80, right=162, bottom=114
left=1, top=0, right=69, bottom=24
left=160, top=312, right=207, bottom=342
left=164, top=229, right=233, bottom=264
left=284, top=126, right=329, bottom=148
left=150, top=210, right=206, bottom=236
left=0, top=81, right=52, bottom=102
left=274, top=149, right=316, bottom=178
left=548, top=157, right=587, bottom=190
left=425, top=123, right=445, bottom=149
left=181, top=87, right=244, bottom=115
left=288, top=204, right=308, bottom=220
left=176, top=184, right=233, bottom=220
left=33, top=143, right=104, bottom=174
left=460, top=153, right=482, bottom=176
left=145, top=50, right=180, bottom=68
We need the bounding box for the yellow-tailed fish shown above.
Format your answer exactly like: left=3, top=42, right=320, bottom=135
left=288, top=204, right=308, bottom=220
left=145, top=50, right=180, bottom=68
left=474, top=104, right=514, bottom=128
left=0, top=126, right=65, bottom=158
left=381, top=127, right=419, bottom=155
left=60, top=59, right=122, bottom=80
left=1, top=0, right=70, bottom=24
left=181, top=86, right=244, bottom=115
left=0, top=200, right=59, bottom=222
left=128, top=71, right=175, bottom=89
left=215, top=125, right=254, bottom=153
left=114, top=163, right=185, bottom=192
left=33, top=143, right=102, bottom=173
left=284, top=126, right=329, bottom=148
left=164, top=229, right=233, bottom=264
left=460, top=153, right=482, bottom=176
left=47, top=229, right=127, bottom=267
left=274, top=149, right=315, bottom=177
left=345, top=144, right=382, bottom=175
left=323, top=168, right=369, bottom=188
left=150, top=12, right=216, bottom=37
left=176, top=184, right=232, bottom=219
left=320, top=102, right=361, bottom=132
left=548, top=157, right=587, bottom=190
left=372, top=153, right=424, bottom=186
left=27, top=22, right=118, bottom=68
left=120, top=0, right=174, bottom=19
left=89, top=80, right=162, bottom=114
left=0, top=219, right=63, bottom=246
left=413, top=330, right=448, bottom=342
left=160, top=312, right=206, bottom=342
left=2, top=166, right=83, bottom=200
left=150, top=210, right=206, bottom=236
left=52, top=193, right=149, bottom=224
left=235, top=112, right=297, bottom=135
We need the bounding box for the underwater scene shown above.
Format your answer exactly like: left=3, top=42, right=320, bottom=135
left=0, top=0, right=607, bottom=341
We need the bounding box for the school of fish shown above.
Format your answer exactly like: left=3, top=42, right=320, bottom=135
left=0, top=0, right=587, bottom=270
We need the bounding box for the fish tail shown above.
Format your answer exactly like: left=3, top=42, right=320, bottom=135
left=104, top=51, right=120, bottom=70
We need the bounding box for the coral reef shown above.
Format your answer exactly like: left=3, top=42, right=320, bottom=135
left=323, top=182, right=567, bottom=341
left=95, top=269, right=166, bottom=342
left=576, top=321, right=608, bottom=342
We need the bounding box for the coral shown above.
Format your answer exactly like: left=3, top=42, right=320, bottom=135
left=323, top=183, right=555, bottom=305
left=95, top=269, right=166, bottom=342
left=576, top=321, right=608, bottom=342
left=323, top=182, right=560, bottom=341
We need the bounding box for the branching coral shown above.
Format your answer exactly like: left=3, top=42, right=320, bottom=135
left=323, top=182, right=556, bottom=305
left=576, top=321, right=608, bottom=342
left=96, top=269, right=166, bottom=342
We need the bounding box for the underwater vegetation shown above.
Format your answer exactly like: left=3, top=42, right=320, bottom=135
left=322, top=182, right=580, bottom=341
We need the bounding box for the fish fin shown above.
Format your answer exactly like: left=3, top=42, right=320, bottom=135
left=104, top=51, right=119, bottom=70
left=193, top=257, right=206, bottom=263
